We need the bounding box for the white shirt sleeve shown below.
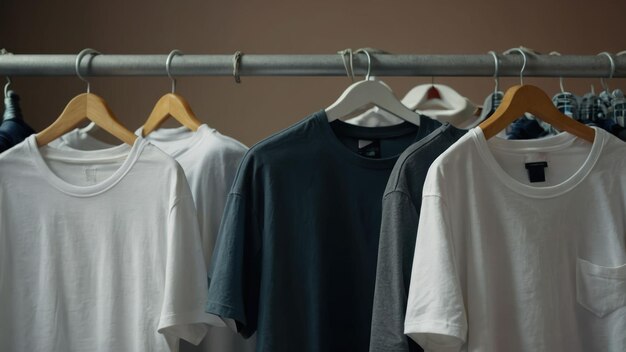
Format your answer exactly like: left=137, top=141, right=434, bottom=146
left=404, top=194, right=467, bottom=352
left=157, top=190, right=224, bottom=346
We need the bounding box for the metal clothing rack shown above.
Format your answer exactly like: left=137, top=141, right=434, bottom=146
left=0, top=54, right=625, bottom=78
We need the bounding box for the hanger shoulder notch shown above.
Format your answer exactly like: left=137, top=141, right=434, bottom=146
left=36, top=93, right=137, bottom=146
left=142, top=93, right=201, bottom=136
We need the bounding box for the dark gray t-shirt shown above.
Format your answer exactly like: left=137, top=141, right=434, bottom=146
left=370, top=124, right=465, bottom=352
left=207, top=110, right=441, bottom=352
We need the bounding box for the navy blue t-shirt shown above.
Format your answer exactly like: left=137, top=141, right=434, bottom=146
left=0, top=118, right=35, bottom=153
left=0, top=91, right=34, bottom=153
left=207, top=111, right=441, bottom=351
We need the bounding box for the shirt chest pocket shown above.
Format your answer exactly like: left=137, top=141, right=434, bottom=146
left=576, top=258, right=626, bottom=318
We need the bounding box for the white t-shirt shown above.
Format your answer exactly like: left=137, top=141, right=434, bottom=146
left=405, top=127, right=626, bottom=352
left=49, top=124, right=115, bottom=150
left=54, top=125, right=253, bottom=352
left=0, top=136, right=223, bottom=352
left=136, top=125, right=248, bottom=271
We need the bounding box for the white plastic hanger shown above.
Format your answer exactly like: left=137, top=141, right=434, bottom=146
left=346, top=76, right=406, bottom=127
left=597, top=51, right=616, bottom=95
left=325, top=49, right=421, bottom=126
left=402, top=79, right=480, bottom=129
left=74, top=121, right=100, bottom=134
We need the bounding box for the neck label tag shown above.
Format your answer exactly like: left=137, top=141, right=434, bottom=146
left=525, top=161, right=548, bottom=183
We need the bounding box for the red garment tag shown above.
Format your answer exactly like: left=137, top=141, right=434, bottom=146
left=427, top=86, right=441, bottom=100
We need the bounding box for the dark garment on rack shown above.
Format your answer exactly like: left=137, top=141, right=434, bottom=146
left=506, top=92, right=626, bottom=140
left=480, top=91, right=504, bottom=120
left=207, top=111, right=440, bottom=352
left=506, top=117, right=626, bottom=141
left=584, top=92, right=626, bottom=140
left=0, top=91, right=35, bottom=153
left=370, top=123, right=465, bottom=352
left=507, top=117, right=549, bottom=140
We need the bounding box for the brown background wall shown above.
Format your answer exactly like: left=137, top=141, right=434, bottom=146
left=2, top=0, right=626, bottom=146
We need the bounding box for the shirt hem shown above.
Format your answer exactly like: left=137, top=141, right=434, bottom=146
left=158, top=310, right=222, bottom=345
left=404, top=319, right=466, bottom=349
left=205, top=300, right=247, bottom=332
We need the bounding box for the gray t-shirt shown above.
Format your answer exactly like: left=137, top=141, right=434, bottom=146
left=370, top=123, right=465, bottom=352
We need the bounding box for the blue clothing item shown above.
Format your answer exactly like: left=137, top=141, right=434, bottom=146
left=579, top=91, right=626, bottom=140
left=507, top=117, right=549, bottom=140
left=207, top=111, right=440, bottom=352
left=506, top=91, right=626, bottom=141
left=552, top=92, right=579, bottom=119
left=508, top=92, right=582, bottom=139
left=507, top=116, right=625, bottom=141
left=611, top=89, right=626, bottom=127
left=591, top=118, right=618, bottom=133
left=0, top=91, right=34, bottom=153
left=0, top=119, right=35, bottom=152
left=481, top=91, right=549, bottom=140
left=579, top=93, right=608, bottom=123
left=480, top=91, right=504, bottom=120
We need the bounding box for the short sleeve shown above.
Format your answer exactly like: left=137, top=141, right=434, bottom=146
left=198, top=143, right=247, bottom=271
left=404, top=194, right=467, bottom=352
left=206, top=155, right=262, bottom=338
left=370, top=191, right=422, bottom=352
left=157, top=171, right=224, bottom=347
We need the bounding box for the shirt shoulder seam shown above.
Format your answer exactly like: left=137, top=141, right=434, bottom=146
left=387, top=127, right=447, bottom=192
left=382, top=189, right=413, bottom=201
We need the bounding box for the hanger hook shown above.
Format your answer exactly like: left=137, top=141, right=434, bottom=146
left=75, top=48, right=101, bottom=94
left=1, top=49, right=12, bottom=98
left=232, top=51, right=243, bottom=84
left=597, top=52, right=615, bottom=93
left=166, top=50, right=182, bottom=93
left=509, top=47, right=527, bottom=85
left=488, top=51, right=499, bottom=93
left=354, top=48, right=373, bottom=80
left=337, top=49, right=355, bottom=82
left=549, top=51, right=565, bottom=93
left=3, top=76, right=10, bottom=98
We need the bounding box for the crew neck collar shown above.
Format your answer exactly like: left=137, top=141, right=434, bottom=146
left=27, top=135, right=147, bottom=197
left=472, top=127, right=605, bottom=198
left=314, top=110, right=435, bottom=169
left=136, top=124, right=212, bottom=158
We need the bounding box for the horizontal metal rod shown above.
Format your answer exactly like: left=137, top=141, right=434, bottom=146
left=0, top=54, right=625, bottom=77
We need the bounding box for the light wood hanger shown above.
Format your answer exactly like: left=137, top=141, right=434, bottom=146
left=480, top=48, right=594, bottom=143
left=479, top=84, right=595, bottom=143
left=142, top=50, right=201, bottom=136
left=36, top=49, right=137, bottom=146
left=325, top=49, right=421, bottom=126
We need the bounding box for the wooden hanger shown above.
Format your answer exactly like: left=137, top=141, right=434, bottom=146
left=479, top=84, right=595, bottom=143
left=325, top=49, right=421, bottom=126
left=142, top=93, right=201, bottom=136
left=142, top=50, right=202, bottom=136
left=36, top=49, right=137, bottom=146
